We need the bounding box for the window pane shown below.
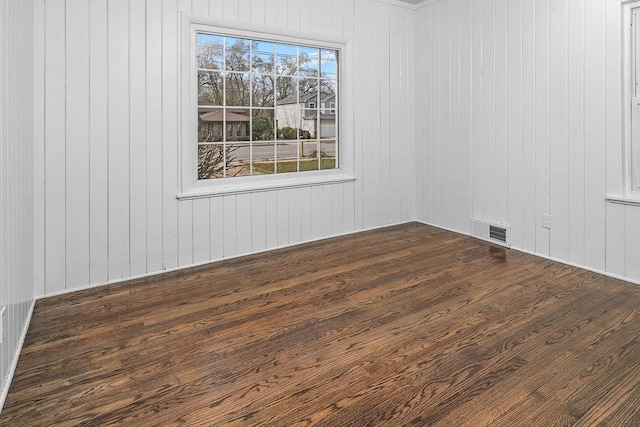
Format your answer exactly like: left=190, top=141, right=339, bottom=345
left=225, top=73, right=251, bottom=106
left=252, top=141, right=275, bottom=175
left=320, top=140, right=337, bottom=170
left=299, top=78, right=318, bottom=101
left=320, top=49, right=337, bottom=78
left=276, top=76, right=297, bottom=105
left=198, top=144, right=227, bottom=179
left=252, top=75, right=275, bottom=107
left=226, top=109, right=250, bottom=141
left=301, top=109, right=317, bottom=139
left=320, top=79, right=337, bottom=98
left=252, top=40, right=275, bottom=73
left=276, top=43, right=297, bottom=75
left=252, top=109, right=275, bottom=141
left=276, top=107, right=301, bottom=141
left=197, top=33, right=224, bottom=70
left=198, top=108, right=224, bottom=142
left=319, top=117, right=336, bottom=139
left=298, top=47, right=319, bottom=77
left=226, top=37, right=250, bottom=72
left=300, top=140, right=319, bottom=171
left=226, top=143, right=252, bottom=177
left=198, top=71, right=224, bottom=105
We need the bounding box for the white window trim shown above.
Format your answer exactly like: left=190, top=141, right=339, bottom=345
left=178, top=14, right=355, bottom=199
left=620, top=1, right=640, bottom=204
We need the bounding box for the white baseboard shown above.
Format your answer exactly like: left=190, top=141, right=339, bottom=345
left=0, top=298, right=35, bottom=414
left=36, top=220, right=413, bottom=301
left=416, top=220, right=640, bottom=287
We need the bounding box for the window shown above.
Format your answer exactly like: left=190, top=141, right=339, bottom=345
left=180, top=16, right=353, bottom=198
left=624, top=1, right=640, bottom=197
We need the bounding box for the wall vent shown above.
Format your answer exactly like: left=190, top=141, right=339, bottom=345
left=471, top=218, right=511, bottom=247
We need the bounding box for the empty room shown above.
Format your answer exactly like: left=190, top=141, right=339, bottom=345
left=1, top=0, right=640, bottom=425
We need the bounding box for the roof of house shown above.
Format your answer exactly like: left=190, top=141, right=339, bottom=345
left=200, top=109, right=251, bottom=122
left=277, top=90, right=336, bottom=106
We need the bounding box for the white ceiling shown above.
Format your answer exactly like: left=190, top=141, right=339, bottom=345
left=396, top=0, right=424, bottom=4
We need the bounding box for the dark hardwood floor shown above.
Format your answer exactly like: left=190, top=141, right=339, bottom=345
left=2, top=223, right=640, bottom=426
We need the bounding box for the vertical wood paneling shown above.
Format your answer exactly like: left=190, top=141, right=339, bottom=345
left=236, top=194, right=252, bottom=254
left=449, top=0, right=461, bottom=231
left=470, top=0, right=482, bottom=221
left=146, top=0, right=164, bottom=273
left=431, top=2, right=441, bottom=224
left=521, top=0, right=536, bottom=252
left=583, top=0, right=606, bottom=270
left=162, top=0, right=179, bottom=270
left=439, top=0, right=451, bottom=229
left=129, top=0, right=148, bottom=276
left=33, top=0, right=432, bottom=297
left=390, top=9, right=403, bottom=225
left=223, top=195, right=237, bottom=256
left=459, top=0, right=472, bottom=234
left=549, top=0, right=569, bottom=261
left=534, top=0, right=550, bottom=256
left=567, top=0, right=585, bottom=265
left=606, top=203, right=626, bottom=276
left=44, top=0, right=67, bottom=294
left=251, top=192, right=266, bottom=252
left=494, top=0, right=508, bottom=225
left=108, top=0, right=131, bottom=280
left=89, top=0, right=109, bottom=285
left=210, top=196, right=224, bottom=259
left=288, top=187, right=302, bottom=244
left=33, top=0, right=46, bottom=297
left=481, top=0, right=496, bottom=223
left=379, top=4, right=392, bottom=226
left=506, top=0, right=523, bottom=248
left=625, top=207, right=640, bottom=279
left=178, top=200, right=194, bottom=265
left=1, top=0, right=34, bottom=406
left=604, top=0, right=625, bottom=276
left=417, top=0, right=640, bottom=283
left=65, top=0, right=91, bottom=289
left=322, top=184, right=333, bottom=236
left=311, top=186, right=323, bottom=240
left=277, top=190, right=289, bottom=246
left=193, top=198, right=211, bottom=263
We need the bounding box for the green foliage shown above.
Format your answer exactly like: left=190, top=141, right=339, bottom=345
left=252, top=116, right=274, bottom=141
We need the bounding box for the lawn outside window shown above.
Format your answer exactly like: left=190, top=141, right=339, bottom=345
left=178, top=15, right=354, bottom=199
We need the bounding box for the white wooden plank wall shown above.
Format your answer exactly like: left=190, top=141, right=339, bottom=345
left=33, top=0, right=417, bottom=296
left=416, top=0, right=640, bottom=283
left=0, top=0, right=34, bottom=403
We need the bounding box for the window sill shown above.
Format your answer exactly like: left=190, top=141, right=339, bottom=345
left=177, top=172, right=355, bottom=200
left=606, top=195, right=640, bottom=207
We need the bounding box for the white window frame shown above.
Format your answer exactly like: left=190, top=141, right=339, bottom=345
left=178, top=14, right=354, bottom=199
left=623, top=1, right=640, bottom=199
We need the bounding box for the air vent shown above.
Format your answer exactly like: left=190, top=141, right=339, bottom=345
left=489, top=225, right=507, bottom=243
left=471, top=218, right=511, bottom=247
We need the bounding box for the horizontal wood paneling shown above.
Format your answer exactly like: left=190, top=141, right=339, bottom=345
left=416, top=0, right=640, bottom=283
left=33, top=0, right=417, bottom=296
left=0, top=0, right=34, bottom=405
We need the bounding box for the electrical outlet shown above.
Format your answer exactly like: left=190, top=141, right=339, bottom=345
left=542, top=214, right=552, bottom=229
left=0, top=306, right=6, bottom=344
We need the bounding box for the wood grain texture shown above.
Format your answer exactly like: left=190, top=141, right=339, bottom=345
left=2, top=223, right=640, bottom=426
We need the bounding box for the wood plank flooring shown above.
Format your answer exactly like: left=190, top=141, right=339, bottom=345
left=2, top=223, right=640, bottom=426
